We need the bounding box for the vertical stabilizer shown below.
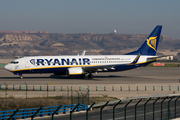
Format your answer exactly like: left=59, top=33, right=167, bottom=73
left=125, top=25, right=162, bottom=56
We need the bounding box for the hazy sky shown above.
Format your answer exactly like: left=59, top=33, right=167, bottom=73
left=0, top=0, right=180, bottom=39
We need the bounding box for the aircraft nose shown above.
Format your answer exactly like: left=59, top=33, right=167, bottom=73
left=4, top=64, right=12, bottom=71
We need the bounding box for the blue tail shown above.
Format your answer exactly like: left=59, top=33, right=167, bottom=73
left=125, top=25, right=162, bottom=56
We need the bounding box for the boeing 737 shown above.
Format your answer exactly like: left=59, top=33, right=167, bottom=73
left=4, top=25, right=162, bottom=79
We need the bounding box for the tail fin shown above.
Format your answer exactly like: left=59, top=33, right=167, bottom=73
left=125, top=25, right=162, bottom=56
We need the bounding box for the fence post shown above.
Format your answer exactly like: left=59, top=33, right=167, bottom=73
left=26, top=84, right=28, bottom=90
left=113, top=100, right=121, bottom=120
left=31, top=107, right=42, bottom=120
left=51, top=105, right=62, bottom=120
left=63, top=106, right=66, bottom=114
left=100, top=101, right=109, bottom=120
left=61, top=86, right=63, bottom=91
left=169, top=86, right=171, bottom=91
left=144, top=98, right=151, bottom=120
left=3, top=112, right=5, bottom=120
left=153, top=97, right=160, bottom=120
left=175, top=96, right=180, bottom=118
left=168, top=97, right=174, bottom=119
left=70, top=104, right=80, bottom=120
left=22, top=110, right=25, bottom=119
left=7, top=109, right=19, bottom=120
left=25, top=83, right=28, bottom=100
left=47, top=84, right=48, bottom=91
left=40, top=107, right=43, bottom=117
left=6, top=84, right=8, bottom=90
left=161, top=97, right=167, bottom=120
left=4, top=82, right=7, bottom=108
left=135, top=99, right=142, bottom=120
left=76, top=91, right=80, bottom=103
left=125, top=100, right=132, bottom=120
left=96, top=86, right=98, bottom=91
left=71, top=86, right=73, bottom=91
left=86, top=102, right=95, bottom=120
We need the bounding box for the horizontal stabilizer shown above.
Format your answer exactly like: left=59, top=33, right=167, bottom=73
left=147, top=55, right=171, bottom=60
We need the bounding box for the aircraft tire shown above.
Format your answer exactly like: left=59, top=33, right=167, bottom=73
left=20, top=76, right=23, bottom=79
left=88, top=73, right=93, bottom=79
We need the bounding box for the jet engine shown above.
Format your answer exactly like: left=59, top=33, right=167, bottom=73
left=67, top=67, right=85, bottom=78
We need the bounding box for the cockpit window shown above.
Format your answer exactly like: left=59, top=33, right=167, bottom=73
left=10, top=61, right=19, bottom=64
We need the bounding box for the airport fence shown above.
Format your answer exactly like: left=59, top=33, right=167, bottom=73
left=90, top=94, right=180, bottom=120
left=0, top=84, right=90, bottom=111
left=1, top=84, right=180, bottom=92
left=1, top=94, right=180, bottom=120
left=0, top=103, right=88, bottom=120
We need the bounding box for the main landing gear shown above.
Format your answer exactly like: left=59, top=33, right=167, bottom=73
left=20, top=75, right=23, bottom=79
left=87, top=73, right=94, bottom=79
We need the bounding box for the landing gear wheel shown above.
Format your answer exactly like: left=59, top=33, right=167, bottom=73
left=87, top=73, right=94, bottom=79
left=20, top=75, right=23, bottom=79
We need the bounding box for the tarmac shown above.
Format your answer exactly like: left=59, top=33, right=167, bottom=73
left=0, top=66, right=180, bottom=99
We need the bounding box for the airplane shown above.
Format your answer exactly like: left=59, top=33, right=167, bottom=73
left=4, top=25, right=162, bottom=79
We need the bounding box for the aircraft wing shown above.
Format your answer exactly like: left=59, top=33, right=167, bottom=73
left=82, top=64, right=116, bottom=72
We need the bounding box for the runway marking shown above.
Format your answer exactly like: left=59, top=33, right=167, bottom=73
left=46, top=82, right=58, bottom=85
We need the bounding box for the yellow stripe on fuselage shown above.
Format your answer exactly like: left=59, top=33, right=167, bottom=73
left=10, top=65, right=101, bottom=72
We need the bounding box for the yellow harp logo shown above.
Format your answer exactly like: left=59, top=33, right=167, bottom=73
left=147, top=36, right=157, bottom=51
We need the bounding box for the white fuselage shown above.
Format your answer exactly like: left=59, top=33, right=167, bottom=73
left=4, top=55, right=155, bottom=74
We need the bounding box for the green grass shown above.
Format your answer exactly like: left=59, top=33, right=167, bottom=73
left=0, top=64, right=5, bottom=67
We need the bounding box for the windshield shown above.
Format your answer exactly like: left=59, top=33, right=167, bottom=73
left=10, top=61, right=19, bottom=64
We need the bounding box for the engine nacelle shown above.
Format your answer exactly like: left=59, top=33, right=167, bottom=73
left=67, top=67, right=85, bottom=77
